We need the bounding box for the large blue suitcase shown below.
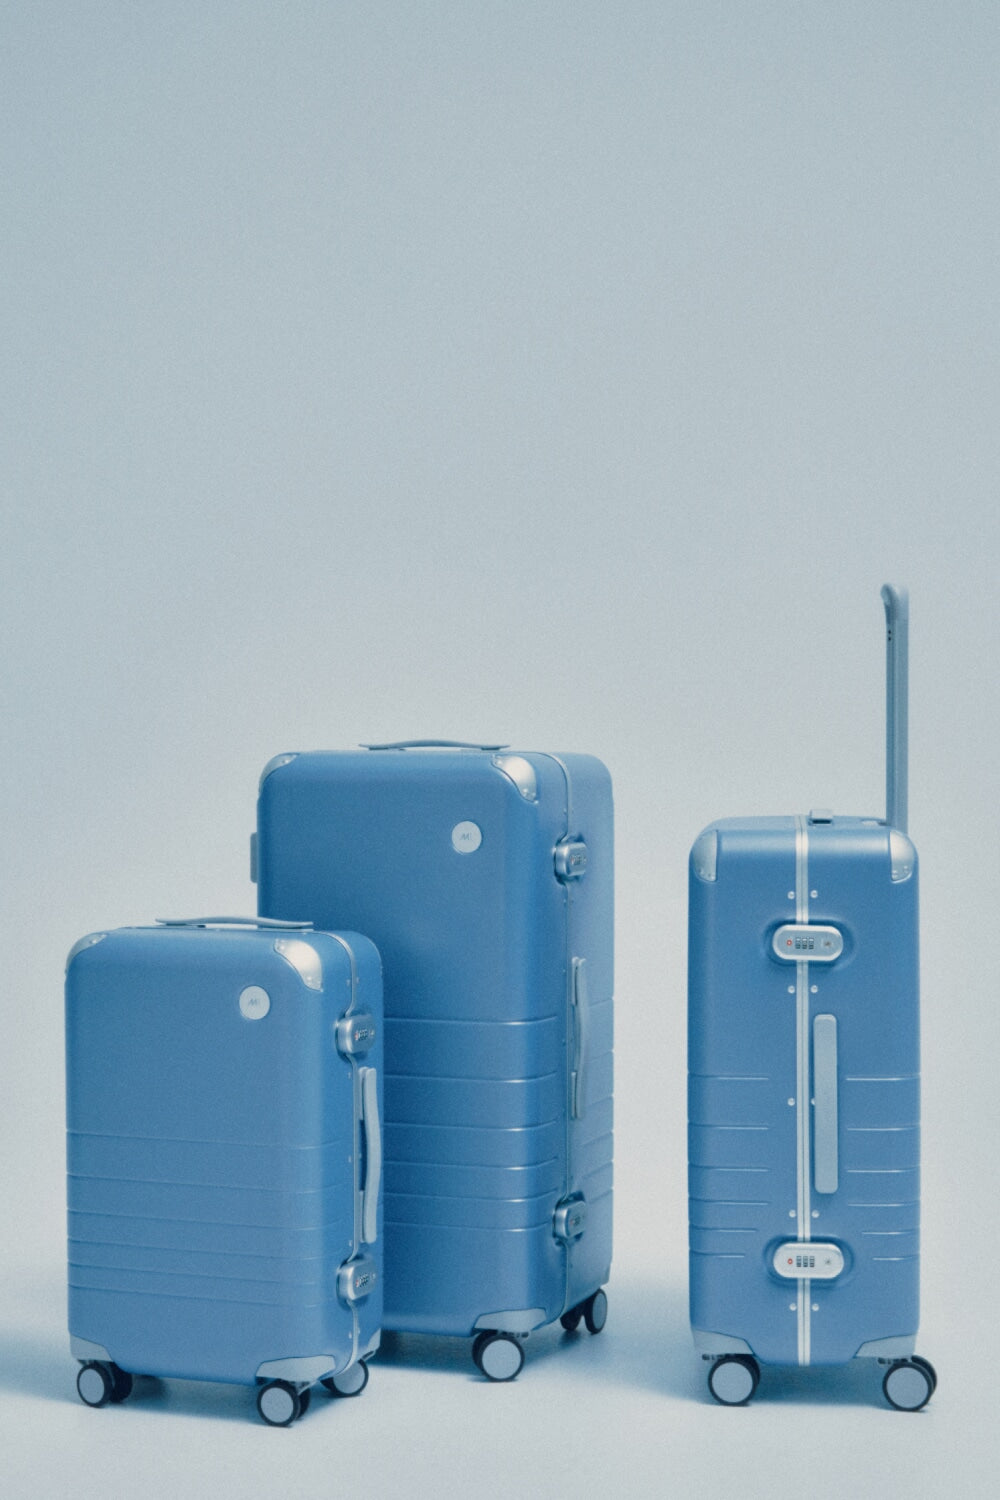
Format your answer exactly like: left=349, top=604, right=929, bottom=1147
left=254, top=742, right=613, bottom=1380
left=688, top=588, right=936, bottom=1410
left=66, top=916, right=383, bottom=1425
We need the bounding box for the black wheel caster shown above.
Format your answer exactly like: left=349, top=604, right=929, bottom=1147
left=883, top=1359, right=934, bottom=1411
left=707, top=1354, right=760, bottom=1406
left=297, top=1385, right=311, bottom=1416
left=911, top=1356, right=938, bottom=1394
left=77, top=1362, right=116, bottom=1408
left=583, top=1288, right=608, bottom=1335
left=560, top=1306, right=583, bottom=1332
left=256, top=1379, right=302, bottom=1426
left=109, top=1364, right=133, bottom=1403
left=473, top=1332, right=524, bottom=1382
left=322, top=1361, right=369, bottom=1398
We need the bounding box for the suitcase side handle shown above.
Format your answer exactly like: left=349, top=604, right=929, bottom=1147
left=570, top=957, right=590, bottom=1120
left=155, top=915, right=314, bottom=929
left=362, top=740, right=508, bottom=751
left=880, top=584, right=909, bottom=834
left=359, top=1066, right=382, bottom=1245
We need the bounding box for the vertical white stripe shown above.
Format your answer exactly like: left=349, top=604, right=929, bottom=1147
left=794, top=817, right=811, bottom=1365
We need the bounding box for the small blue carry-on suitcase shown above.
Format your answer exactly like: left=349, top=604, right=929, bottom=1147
left=689, top=588, right=936, bottom=1409
left=254, top=742, right=613, bottom=1380
left=66, top=916, right=383, bottom=1424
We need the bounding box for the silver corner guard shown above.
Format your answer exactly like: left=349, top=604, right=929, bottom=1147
left=273, top=937, right=324, bottom=990
left=66, top=933, right=107, bottom=970
left=259, top=753, right=298, bottom=791
left=889, top=830, right=916, bottom=882
left=691, top=829, right=718, bottom=882
left=492, top=753, right=538, bottom=801
left=70, top=1335, right=112, bottom=1361
left=473, top=1308, right=547, bottom=1336
left=855, top=1335, right=917, bottom=1360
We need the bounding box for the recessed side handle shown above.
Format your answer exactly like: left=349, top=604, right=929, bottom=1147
left=360, top=1066, right=382, bottom=1245
left=813, top=1014, right=839, bottom=1194
left=571, top=957, right=590, bottom=1120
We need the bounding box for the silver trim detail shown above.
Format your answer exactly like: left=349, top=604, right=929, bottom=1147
left=259, top=752, right=298, bottom=791
left=691, top=1329, right=754, bottom=1356
left=255, top=1354, right=339, bottom=1382
left=273, top=937, right=324, bottom=990
left=474, top=1308, right=547, bottom=1335
left=492, top=753, right=538, bottom=801
left=691, top=829, right=718, bottom=882
left=70, top=1335, right=112, bottom=1361
left=889, top=830, right=916, bottom=882
left=66, top=933, right=107, bottom=970
left=794, top=815, right=811, bottom=1366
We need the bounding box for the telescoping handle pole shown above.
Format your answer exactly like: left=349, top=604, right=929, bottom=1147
left=880, top=585, right=909, bottom=834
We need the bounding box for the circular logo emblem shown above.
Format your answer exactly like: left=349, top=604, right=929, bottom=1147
left=239, top=985, right=271, bottom=1020
left=451, top=821, right=482, bottom=854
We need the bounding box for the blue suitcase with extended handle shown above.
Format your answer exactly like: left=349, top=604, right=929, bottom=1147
left=688, top=588, right=936, bottom=1409
left=254, top=741, right=613, bottom=1381
left=66, top=916, right=383, bottom=1425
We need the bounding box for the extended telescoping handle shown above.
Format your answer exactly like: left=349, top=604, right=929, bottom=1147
left=362, top=740, right=509, bottom=751
left=359, top=1066, right=382, bottom=1245
left=880, top=584, right=909, bottom=834
left=155, top=916, right=314, bottom=929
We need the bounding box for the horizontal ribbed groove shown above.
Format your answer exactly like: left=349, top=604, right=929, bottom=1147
left=68, top=1234, right=325, bottom=1261
left=843, top=1075, right=919, bottom=1082
left=384, top=1070, right=559, bottom=1084
left=689, top=1250, right=747, bottom=1260
left=384, top=1155, right=559, bottom=1172
left=67, top=1277, right=330, bottom=1308
left=68, top=1174, right=343, bottom=1195
left=386, top=1187, right=555, bottom=1207
left=696, top=1126, right=769, bottom=1133
left=688, top=1225, right=758, bottom=1234
left=68, top=1256, right=324, bottom=1287
left=845, top=1125, right=918, bottom=1133
left=690, top=1198, right=769, bottom=1207
left=67, top=1130, right=344, bottom=1149
left=689, top=1074, right=771, bottom=1082
left=860, top=1230, right=913, bottom=1237
left=846, top=1202, right=907, bottom=1209
left=872, top=1255, right=919, bottom=1263
left=385, top=1014, right=560, bottom=1026
left=67, top=1206, right=343, bottom=1229
left=386, top=1119, right=561, bottom=1132
left=844, top=1168, right=914, bottom=1174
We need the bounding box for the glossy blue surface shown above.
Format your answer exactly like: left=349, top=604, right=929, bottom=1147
left=689, top=816, right=919, bottom=1366
left=66, top=925, right=383, bottom=1384
left=257, top=748, right=613, bottom=1336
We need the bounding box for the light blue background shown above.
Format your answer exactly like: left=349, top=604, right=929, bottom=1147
left=2, top=4, right=996, bottom=1495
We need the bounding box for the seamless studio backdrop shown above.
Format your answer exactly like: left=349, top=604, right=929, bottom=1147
left=1, top=4, right=998, bottom=1498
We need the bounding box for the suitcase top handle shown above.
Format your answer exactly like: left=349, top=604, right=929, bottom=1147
left=880, top=585, right=909, bottom=835
left=155, top=916, right=314, bottom=929
left=362, top=740, right=509, bottom=752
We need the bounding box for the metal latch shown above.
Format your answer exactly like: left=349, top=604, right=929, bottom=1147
left=554, top=839, right=588, bottom=882
left=336, top=1012, right=377, bottom=1057
left=772, top=1242, right=844, bottom=1280
left=553, top=1198, right=587, bottom=1242
left=338, top=1255, right=378, bottom=1302
left=772, top=924, right=843, bottom=962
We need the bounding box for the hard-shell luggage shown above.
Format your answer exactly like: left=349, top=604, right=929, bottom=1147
left=253, top=742, right=613, bottom=1380
left=688, top=587, right=936, bottom=1409
left=66, top=916, right=383, bottom=1425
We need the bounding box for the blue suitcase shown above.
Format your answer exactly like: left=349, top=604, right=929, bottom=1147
left=254, top=742, right=613, bottom=1380
left=688, top=588, right=936, bottom=1409
left=66, top=916, right=383, bottom=1425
